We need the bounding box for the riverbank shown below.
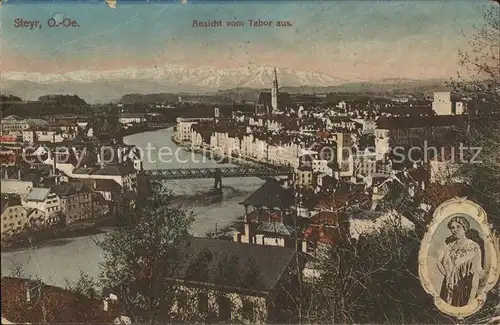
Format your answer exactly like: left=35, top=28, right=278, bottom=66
left=117, top=124, right=174, bottom=138
left=2, top=129, right=266, bottom=287
left=2, top=225, right=98, bottom=253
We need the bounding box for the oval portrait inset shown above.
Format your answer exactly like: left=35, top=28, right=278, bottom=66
left=418, top=197, right=500, bottom=318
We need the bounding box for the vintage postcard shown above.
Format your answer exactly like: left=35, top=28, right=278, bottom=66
left=1, top=0, right=499, bottom=324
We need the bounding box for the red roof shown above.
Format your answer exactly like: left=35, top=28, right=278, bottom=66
left=0, top=135, right=17, bottom=143
left=0, top=153, right=17, bottom=165
left=304, top=224, right=340, bottom=245
left=316, top=131, right=330, bottom=139
left=310, top=211, right=339, bottom=225
left=1, top=277, right=123, bottom=324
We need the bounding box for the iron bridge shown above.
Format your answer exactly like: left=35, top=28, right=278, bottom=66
left=141, top=166, right=292, bottom=180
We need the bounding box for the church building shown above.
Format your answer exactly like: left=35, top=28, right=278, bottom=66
left=255, top=67, right=291, bottom=115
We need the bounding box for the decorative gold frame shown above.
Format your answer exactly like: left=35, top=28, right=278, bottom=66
left=418, top=197, right=500, bottom=319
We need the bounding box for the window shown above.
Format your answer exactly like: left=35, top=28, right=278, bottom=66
left=217, top=296, right=231, bottom=321
left=177, top=291, right=188, bottom=311
left=198, top=293, right=209, bottom=313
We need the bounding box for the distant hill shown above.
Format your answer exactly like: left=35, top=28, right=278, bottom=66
left=120, top=93, right=179, bottom=104
left=278, top=78, right=451, bottom=94
left=3, top=77, right=452, bottom=104
left=0, top=94, right=90, bottom=117
left=38, top=94, right=87, bottom=106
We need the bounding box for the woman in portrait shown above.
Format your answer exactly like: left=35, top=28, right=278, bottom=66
left=437, top=216, right=485, bottom=307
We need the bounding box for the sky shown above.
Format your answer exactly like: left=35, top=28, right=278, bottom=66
left=0, top=0, right=493, bottom=81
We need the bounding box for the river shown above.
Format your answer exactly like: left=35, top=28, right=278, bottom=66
left=1, top=128, right=265, bottom=287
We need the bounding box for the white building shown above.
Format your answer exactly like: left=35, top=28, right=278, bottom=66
left=374, top=128, right=390, bottom=161
left=176, top=119, right=199, bottom=142
left=311, top=159, right=332, bottom=175
left=353, top=150, right=378, bottom=178
left=267, top=143, right=300, bottom=167
left=432, top=92, right=452, bottom=116
left=266, top=119, right=282, bottom=132
left=71, top=165, right=138, bottom=192
left=1, top=200, right=29, bottom=239
left=22, top=187, right=61, bottom=215
left=352, top=118, right=377, bottom=134
left=1, top=115, right=49, bottom=135
left=118, top=113, right=146, bottom=125
left=454, top=101, right=465, bottom=115
left=23, top=128, right=73, bottom=143
left=348, top=210, right=415, bottom=240
left=1, top=179, right=34, bottom=196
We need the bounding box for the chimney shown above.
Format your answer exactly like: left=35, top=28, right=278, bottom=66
left=52, top=148, right=57, bottom=176
left=26, top=286, right=31, bottom=302
left=302, top=239, right=308, bottom=253
left=244, top=222, right=251, bottom=244
left=232, top=230, right=240, bottom=243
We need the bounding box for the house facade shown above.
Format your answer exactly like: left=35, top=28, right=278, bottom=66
left=51, top=181, right=93, bottom=224
left=1, top=196, right=29, bottom=239
left=166, top=237, right=303, bottom=324
left=22, top=187, right=61, bottom=215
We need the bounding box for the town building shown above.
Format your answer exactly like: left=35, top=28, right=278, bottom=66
left=22, top=124, right=77, bottom=144
left=22, top=187, right=61, bottom=215
left=1, top=179, right=34, bottom=196
left=235, top=180, right=298, bottom=249
left=118, top=112, right=147, bottom=125
left=255, top=68, right=291, bottom=115
left=166, top=237, right=303, bottom=324
left=71, top=163, right=138, bottom=192
left=432, top=92, right=453, bottom=116
left=1, top=277, right=130, bottom=324
left=1, top=195, right=29, bottom=239
left=0, top=115, right=49, bottom=135
left=176, top=117, right=213, bottom=142
left=374, top=115, right=467, bottom=160
left=51, top=181, right=94, bottom=224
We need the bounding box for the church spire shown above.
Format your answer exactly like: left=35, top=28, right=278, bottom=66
left=271, top=66, right=279, bottom=113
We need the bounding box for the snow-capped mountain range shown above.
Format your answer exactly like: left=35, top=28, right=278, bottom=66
left=2, top=65, right=344, bottom=89
left=2, top=65, right=448, bottom=103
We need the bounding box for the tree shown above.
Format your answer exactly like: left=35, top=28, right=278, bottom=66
left=452, top=3, right=499, bottom=108
left=8, top=260, right=30, bottom=279
left=301, top=223, right=499, bottom=324
left=64, top=270, right=99, bottom=299
left=449, top=2, right=500, bottom=229
left=96, top=181, right=194, bottom=324
left=302, top=226, right=446, bottom=324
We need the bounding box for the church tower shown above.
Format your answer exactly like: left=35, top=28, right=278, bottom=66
left=271, top=67, right=279, bottom=113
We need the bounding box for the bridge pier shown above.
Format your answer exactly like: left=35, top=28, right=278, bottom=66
left=214, top=169, right=223, bottom=193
